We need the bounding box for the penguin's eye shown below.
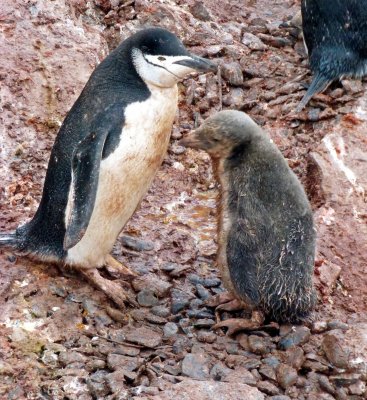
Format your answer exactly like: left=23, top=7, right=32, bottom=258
left=158, top=56, right=166, bottom=61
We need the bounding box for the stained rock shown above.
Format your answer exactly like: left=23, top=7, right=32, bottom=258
left=137, top=289, right=159, bottom=307
left=276, top=364, right=298, bottom=389
left=132, top=275, right=172, bottom=298
left=248, top=335, right=271, bottom=355
left=278, top=326, right=311, bottom=350
left=147, top=380, right=265, bottom=400
left=120, top=235, right=154, bottom=252
left=242, top=32, right=267, bottom=50
left=322, top=331, right=349, bottom=369
left=182, top=353, right=210, bottom=380
left=257, top=381, right=280, bottom=395
left=124, top=326, right=162, bottom=348
left=171, top=288, right=193, bottom=314
left=190, top=1, right=211, bottom=21
left=221, top=62, right=244, bottom=86
left=58, top=351, right=87, bottom=366
left=163, top=322, right=179, bottom=338
left=197, top=330, right=217, bottom=344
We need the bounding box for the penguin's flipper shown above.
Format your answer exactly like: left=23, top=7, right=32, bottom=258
left=296, top=73, right=331, bottom=112
left=64, top=130, right=106, bottom=250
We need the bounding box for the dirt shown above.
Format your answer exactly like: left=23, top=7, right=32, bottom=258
left=0, top=0, right=366, bottom=399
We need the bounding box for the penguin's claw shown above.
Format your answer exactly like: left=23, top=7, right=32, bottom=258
left=205, top=291, right=236, bottom=307
left=80, top=268, right=131, bottom=309
left=104, top=255, right=137, bottom=279
left=212, top=311, right=266, bottom=336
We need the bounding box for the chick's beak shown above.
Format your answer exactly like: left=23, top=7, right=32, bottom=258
left=179, top=132, right=203, bottom=149
left=174, top=54, right=217, bottom=73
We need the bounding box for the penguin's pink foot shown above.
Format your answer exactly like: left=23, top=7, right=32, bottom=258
left=104, top=254, right=137, bottom=279
left=212, top=311, right=266, bottom=336
left=80, top=268, right=136, bottom=309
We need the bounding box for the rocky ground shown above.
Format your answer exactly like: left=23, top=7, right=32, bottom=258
left=0, top=0, right=367, bottom=399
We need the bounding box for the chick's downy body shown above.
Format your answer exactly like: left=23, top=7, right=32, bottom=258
left=181, top=110, right=316, bottom=323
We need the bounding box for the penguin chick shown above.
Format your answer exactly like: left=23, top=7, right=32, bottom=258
left=0, top=27, right=216, bottom=308
left=180, top=110, right=316, bottom=323
left=298, top=0, right=367, bottom=111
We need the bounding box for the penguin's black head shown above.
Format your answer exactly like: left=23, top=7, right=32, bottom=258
left=129, top=27, right=217, bottom=88
left=180, top=110, right=265, bottom=158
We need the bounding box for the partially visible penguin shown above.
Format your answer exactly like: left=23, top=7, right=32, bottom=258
left=180, top=110, right=316, bottom=324
left=0, top=27, right=216, bottom=307
left=297, top=0, right=367, bottom=111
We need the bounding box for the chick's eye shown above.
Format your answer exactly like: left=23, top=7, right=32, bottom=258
left=158, top=56, right=166, bottom=61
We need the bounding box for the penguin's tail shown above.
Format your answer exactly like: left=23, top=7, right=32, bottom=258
left=0, top=233, right=19, bottom=249
left=296, top=73, right=331, bottom=112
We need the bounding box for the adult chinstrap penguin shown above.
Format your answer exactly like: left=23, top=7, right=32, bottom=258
left=180, top=110, right=316, bottom=328
left=0, top=27, right=217, bottom=307
left=297, top=0, right=367, bottom=111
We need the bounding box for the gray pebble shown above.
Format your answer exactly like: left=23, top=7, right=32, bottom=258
left=163, top=322, right=179, bottom=338
left=151, top=305, right=171, bottom=318
left=182, top=353, right=210, bottom=380
left=137, top=289, right=159, bottom=307
left=257, top=381, right=280, bottom=395
left=276, top=364, right=298, bottom=389
left=248, top=335, right=271, bottom=355
left=278, top=326, right=311, bottom=350
left=196, top=284, right=210, bottom=300
left=193, top=318, right=215, bottom=329
left=171, top=288, right=192, bottom=314
left=120, top=235, right=154, bottom=252
left=197, top=330, right=217, bottom=344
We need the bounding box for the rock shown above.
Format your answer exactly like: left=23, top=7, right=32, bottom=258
left=259, top=365, right=277, bottom=381
left=278, top=327, right=311, bottom=350
left=322, top=331, right=349, bottom=368
left=190, top=1, right=211, bottom=21
left=187, top=309, right=214, bottom=319
left=188, top=274, right=221, bottom=288
left=257, top=33, right=292, bottom=48
left=318, top=261, right=342, bottom=294
left=276, top=364, right=298, bottom=389
left=193, top=318, right=215, bottom=329
left=222, top=88, right=245, bottom=108
left=182, top=353, right=210, bottom=380
left=349, top=380, right=366, bottom=395
left=169, top=143, right=186, bottom=155
left=87, top=371, right=109, bottom=398
left=248, top=335, right=271, bottom=355
left=171, top=288, right=193, bottom=314
left=58, top=351, right=87, bottom=366
left=85, top=359, right=106, bottom=372
left=151, top=305, right=171, bottom=318
left=317, top=375, right=335, bottom=395
left=311, top=321, right=328, bottom=334
left=327, top=321, right=349, bottom=331
left=285, top=347, right=305, bottom=370
left=268, top=396, right=291, bottom=400
left=197, top=330, right=217, bottom=344
left=120, top=235, right=154, bottom=252
left=137, top=289, right=159, bottom=307
left=147, top=380, right=265, bottom=400
left=223, top=367, right=257, bottom=386
left=106, top=370, right=128, bottom=394
left=242, top=32, right=267, bottom=50
left=196, top=284, right=210, bottom=300
left=107, top=354, right=141, bottom=372
left=163, top=322, right=179, bottom=338
left=210, top=362, right=232, bottom=381
left=257, top=381, right=280, bottom=395
left=132, top=275, right=172, bottom=298
left=262, top=356, right=280, bottom=369
left=221, top=62, right=244, bottom=86
left=124, top=326, right=162, bottom=348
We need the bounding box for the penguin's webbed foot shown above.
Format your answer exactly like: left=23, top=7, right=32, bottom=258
left=212, top=311, right=267, bottom=336
left=80, top=268, right=137, bottom=309
left=104, top=254, right=138, bottom=279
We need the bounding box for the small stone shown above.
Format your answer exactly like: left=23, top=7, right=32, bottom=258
left=172, top=336, right=192, bottom=354
left=190, top=1, right=211, bottom=21
left=268, top=396, right=291, bottom=400
left=285, top=347, right=305, bottom=370
left=222, top=88, right=245, bottom=108
left=169, top=144, right=186, bottom=155
left=278, top=326, right=311, bottom=350
left=120, top=235, right=154, bottom=252
left=248, top=335, right=271, bottom=355
left=317, top=375, right=335, bottom=395
left=223, top=367, right=257, bottom=386
left=188, top=274, right=221, bottom=288
left=210, top=362, right=232, bottom=381
left=242, top=32, right=267, bottom=50
left=132, top=275, right=172, bottom=298
left=30, top=304, right=48, bottom=318
left=87, top=371, right=109, bottom=398
left=257, top=381, right=280, bottom=395
left=196, top=284, right=210, bottom=300
left=349, top=380, right=366, bottom=395
left=182, top=353, right=210, bottom=380
left=311, top=321, right=328, bottom=334
left=105, top=306, right=127, bottom=323
left=59, top=351, right=87, bottom=366
left=262, top=356, right=280, bottom=369
left=50, top=284, right=68, bottom=298
left=163, top=322, right=179, bottom=338
left=259, top=365, right=277, bottom=381
left=197, top=330, right=217, bottom=344
left=161, top=262, right=177, bottom=272
left=137, top=289, right=159, bottom=307
left=151, top=305, right=171, bottom=318
left=171, top=288, right=192, bottom=314
left=276, top=364, right=298, bottom=389
left=221, top=62, right=244, bottom=86
left=327, top=320, right=349, bottom=331
left=193, top=318, right=215, bottom=329
left=124, top=327, right=162, bottom=348
left=41, top=350, right=59, bottom=367
left=190, top=298, right=204, bottom=310
left=187, top=309, right=214, bottom=319
left=106, top=370, right=127, bottom=394
left=85, top=359, right=106, bottom=372
left=322, top=331, right=349, bottom=368
left=329, top=373, right=361, bottom=386
left=107, top=354, right=140, bottom=372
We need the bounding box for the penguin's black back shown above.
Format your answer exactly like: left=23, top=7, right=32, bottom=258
left=225, top=140, right=316, bottom=322
left=302, top=0, right=367, bottom=74
left=15, top=28, right=186, bottom=259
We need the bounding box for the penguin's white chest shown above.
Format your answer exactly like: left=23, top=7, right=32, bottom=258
left=66, top=85, right=178, bottom=267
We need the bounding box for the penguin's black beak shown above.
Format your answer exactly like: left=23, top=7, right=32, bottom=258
left=174, top=54, right=217, bottom=73
left=179, top=131, right=203, bottom=149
